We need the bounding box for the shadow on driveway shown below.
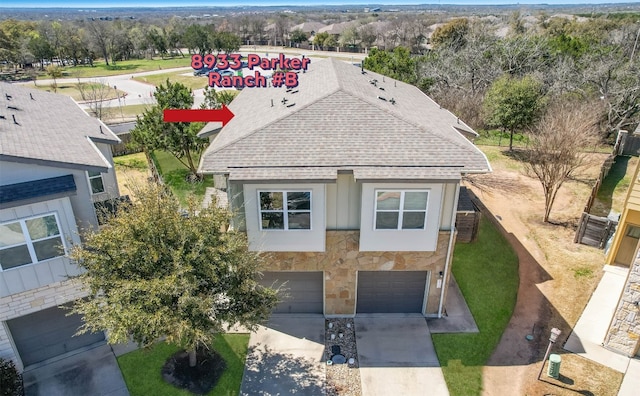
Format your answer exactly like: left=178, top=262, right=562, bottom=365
left=240, top=315, right=326, bottom=396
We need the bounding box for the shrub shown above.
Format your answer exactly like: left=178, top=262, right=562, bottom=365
left=0, top=358, right=24, bottom=396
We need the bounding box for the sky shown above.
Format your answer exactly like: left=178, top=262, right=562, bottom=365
left=1, top=0, right=637, bottom=9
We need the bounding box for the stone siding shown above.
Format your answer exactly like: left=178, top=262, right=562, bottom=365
left=604, top=251, right=640, bottom=356
left=264, top=230, right=452, bottom=316
left=0, top=279, right=86, bottom=370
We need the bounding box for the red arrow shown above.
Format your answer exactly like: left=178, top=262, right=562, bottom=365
left=163, top=105, right=234, bottom=126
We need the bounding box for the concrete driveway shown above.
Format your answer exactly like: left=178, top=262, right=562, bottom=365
left=22, top=344, right=128, bottom=396
left=240, top=315, right=325, bottom=396
left=355, top=316, right=449, bottom=396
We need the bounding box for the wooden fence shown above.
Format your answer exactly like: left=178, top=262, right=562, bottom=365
left=574, top=130, right=626, bottom=248
left=574, top=212, right=618, bottom=249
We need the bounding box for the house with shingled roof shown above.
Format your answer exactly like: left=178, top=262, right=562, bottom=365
left=198, top=57, right=491, bottom=316
left=0, top=82, right=121, bottom=370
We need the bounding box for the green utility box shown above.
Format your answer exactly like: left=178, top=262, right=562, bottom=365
left=547, top=354, right=561, bottom=379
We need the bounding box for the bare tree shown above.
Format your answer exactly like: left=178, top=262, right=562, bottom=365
left=524, top=100, right=602, bottom=223
left=77, top=79, right=113, bottom=120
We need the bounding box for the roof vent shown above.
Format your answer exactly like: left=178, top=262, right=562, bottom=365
left=30, top=93, right=34, bottom=100
left=100, top=125, right=105, bottom=134
left=390, top=98, right=396, bottom=105
left=291, top=90, right=299, bottom=94
left=5, top=94, right=11, bottom=100
left=286, top=103, right=296, bottom=108
left=379, top=87, right=385, bottom=91
left=377, top=96, right=387, bottom=101
left=12, top=114, right=18, bottom=125
left=281, top=98, right=288, bottom=105
left=271, top=99, right=274, bottom=107
left=369, top=79, right=378, bottom=87
left=0, top=115, right=5, bottom=119
left=7, top=105, right=19, bottom=111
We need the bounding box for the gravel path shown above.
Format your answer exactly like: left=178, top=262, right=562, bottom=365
left=324, top=318, right=362, bottom=396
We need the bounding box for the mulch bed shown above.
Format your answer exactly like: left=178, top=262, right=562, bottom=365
left=161, top=348, right=226, bottom=395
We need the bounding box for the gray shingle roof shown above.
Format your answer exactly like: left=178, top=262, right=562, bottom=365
left=199, top=58, right=491, bottom=181
left=0, top=83, right=120, bottom=171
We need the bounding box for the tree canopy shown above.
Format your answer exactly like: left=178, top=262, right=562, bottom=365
left=130, top=80, right=208, bottom=177
left=483, top=74, right=545, bottom=150
left=70, top=183, right=279, bottom=365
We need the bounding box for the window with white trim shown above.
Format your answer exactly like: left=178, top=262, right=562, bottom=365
left=87, top=171, right=105, bottom=194
left=375, top=190, right=429, bottom=230
left=0, top=213, right=65, bottom=270
left=259, top=191, right=311, bottom=230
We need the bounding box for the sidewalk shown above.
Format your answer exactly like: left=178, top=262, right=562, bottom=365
left=563, top=264, right=640, bottom=395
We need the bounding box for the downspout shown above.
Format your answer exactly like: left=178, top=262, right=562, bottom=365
left=438, top=180, right=460, bottom=318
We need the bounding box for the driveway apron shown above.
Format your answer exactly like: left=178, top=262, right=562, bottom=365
left=240, top=315, right=326, bottom=395
left=22, top=344, right=129, bottom=396
left=355, top=316, right=449, bottom=396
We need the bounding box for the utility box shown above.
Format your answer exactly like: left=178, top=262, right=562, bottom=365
left=547, top=354, right=561, bottom=379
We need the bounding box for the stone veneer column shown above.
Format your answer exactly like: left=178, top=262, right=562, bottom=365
left=603, top=251, right=640, bottom=356
left=266, top=230, right=451, bottom=316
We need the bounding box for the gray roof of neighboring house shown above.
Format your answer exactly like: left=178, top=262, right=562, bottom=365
left=0, top=82, right=120, bottom=172
left=198, top=58, right=491, bottom=181
left=318, top=21, right=357, bottom=35
left=291, top=22, right=326, bottom=34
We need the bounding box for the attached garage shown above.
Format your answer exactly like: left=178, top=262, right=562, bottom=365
left=6, top=304, right=105, bottom=367
left=356, top=271, right=429, bottom=313
left=259, top=271, right=323, bottom=314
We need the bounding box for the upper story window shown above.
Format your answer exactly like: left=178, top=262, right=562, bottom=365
left=87, top=171, right=105, bottom=194
left=259, top=191, right=311, bottom=230
left=375, top=190, right=429, bottom=230
left=0, top=213, right=65, bottom=270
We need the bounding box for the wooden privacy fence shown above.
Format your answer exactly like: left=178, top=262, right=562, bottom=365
left=574, top=212, right=618, bottom=249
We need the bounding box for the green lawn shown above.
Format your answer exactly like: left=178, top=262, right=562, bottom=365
left=38, top=57, right=192, bottom=79
left=151, top=150, right=213, bottom=205
left=474, top=129, right=529, bottom=148
left=432, top=217, right=519, bottom=395
left=25, top=81, right=125, bottom=102
left=134, top=71, right=210, bottom=92
left=591, top=155, right=638, bottom=217
left=117, top=334, right=249, bottom=396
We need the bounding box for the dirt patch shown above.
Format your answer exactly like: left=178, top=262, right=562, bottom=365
left=469, top=147, right=624, bottom=396
left=114, top=155, right=150, bottom=199
left=161, top=348, right=226, bottom=395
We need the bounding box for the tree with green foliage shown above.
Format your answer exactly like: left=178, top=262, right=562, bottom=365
left=0, top=357, right=23, bottom=396
left=202, top=86, right=236, bottom=110
left=430, top=18, right=469, bottom=50
left=130, top=80, right=207, bottom=178
left=45, top=64, right=62, bottom=92
left=28, top=35, right=53, bottom=70
left=339, top=26, right=360, bottom=49
left=363, top=46, right=420, bottom=85
left=211, top=31, right=242, bottom=54
left=290, top=28, right=308, bottom=45
left=70, top=183, right=279, bottom=368
left=312, top=31, right=329, bottom=50
left=483, top=74, right=545, bottom=150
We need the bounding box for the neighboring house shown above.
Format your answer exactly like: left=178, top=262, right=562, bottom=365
left=0, top=83, right=121, bottom=370
left=290, top=21, right=326, bottom=37
left=603, top=158, right=640, bottom=356
left=198, top=58, right=491, bottom=317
